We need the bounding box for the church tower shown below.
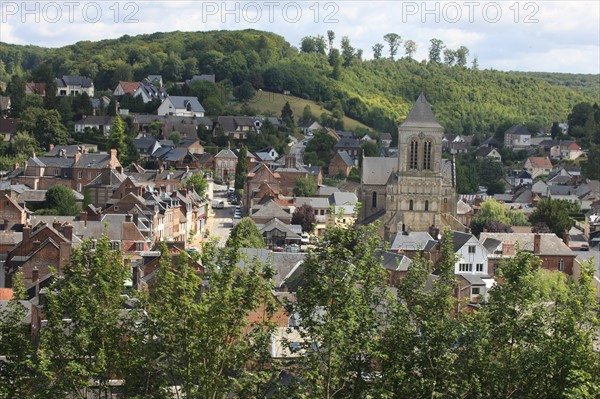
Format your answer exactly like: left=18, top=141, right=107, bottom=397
left=383, top=94, right=456, bottom=238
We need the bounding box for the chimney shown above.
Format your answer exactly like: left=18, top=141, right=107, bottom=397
left=562, top=230, right=570, bottom=246
left=125, top=213, right=132, bottom=222
left=23, top=224, right=31, bottom=241
left=32, top=267, right=39, bottom=284
left=533, top=233, right=541, bottom=254
left=13, top=161, right=19, bottom=170
left=285, top=155, right=296, bottom=169
left=58, top=242, right=71, bottom=275
left=110, top=148, right=117, bottom=164
left=133, top=210, right=139, bottom=225
left=61, top=223, right=73, bottom=241
left=48, top=144, right=54, bottom=152
left=3, top=219, right=8, bottom=231
left=502, top=240, right=516, bottom=257
left=52, top=219, right=61, bottom=231
left=79, top=211, right=87, bottom=225
left=74, top=151, right=80, bottom=164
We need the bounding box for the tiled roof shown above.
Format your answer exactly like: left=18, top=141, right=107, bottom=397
left=526, top=157, right=552, bottom=169
left=116, top=81, right=141, bottom=95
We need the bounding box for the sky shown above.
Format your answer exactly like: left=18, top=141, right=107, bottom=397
left=0, top=0, right=599, bottom=74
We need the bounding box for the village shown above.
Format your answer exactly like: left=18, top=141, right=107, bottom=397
left=0, top=72, right=599, bottom=396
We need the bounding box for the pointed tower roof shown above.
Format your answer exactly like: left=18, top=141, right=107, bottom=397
left=399, top=93, right=443, bottom=129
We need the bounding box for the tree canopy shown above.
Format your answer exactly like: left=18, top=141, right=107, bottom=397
left=226, top=217, right=266, bottom=248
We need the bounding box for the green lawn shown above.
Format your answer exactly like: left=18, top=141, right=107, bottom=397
left=247, top=91, right=371, bottom=132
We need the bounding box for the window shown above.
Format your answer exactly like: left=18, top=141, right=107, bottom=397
left=471, top=287, right=480, bottom=296
left=409, top=200, right=413, bottom=211
left=476, top=263, right=483, bottom=272
left=468, top=245, right=476, bottom=254
left=372, top=191, right=377, bottom=208
left=559, top=258, right=564, bottom=272
left=136, top=242, right=144, bottom=251
left=409, top=140, right=419, bottom=169
left=423, top=140, right=432, bottom=170
left=424, top=200, right=429, bottom=211
left=459, top=263, right=472, bottom=272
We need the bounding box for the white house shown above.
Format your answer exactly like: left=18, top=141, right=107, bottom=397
left=157, top=96, right=205, bottom=117
left=449, top=231, right=494, bottom=302
left=56, top=75, right=94, bottom=97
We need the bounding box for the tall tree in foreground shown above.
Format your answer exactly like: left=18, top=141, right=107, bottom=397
left=286, top=222, right=390, bottom=398
left=36, top=235, right=129, bottom=398
left=383, top=33, right=402, bottom=60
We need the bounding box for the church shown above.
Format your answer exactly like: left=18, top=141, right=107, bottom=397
left=359, top=94, right=458, bottom=240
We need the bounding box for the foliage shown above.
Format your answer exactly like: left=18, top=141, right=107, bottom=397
left=486, top=180, right=505, bottom=195
left=304, top=129, right=337, bottom=168
left=182, top=172, right=208, bottom=197
left=226, top=217, right=266, bottom=248
left=291, top=203, right=316, bottom=233
left=17, top=107, right=68, bottom=148
left=36, top=235, right=129, bottom=397
left=470, top=199, right=529, bottom=236
left=529, top=199, right=575, bottom=237
left=293, top=176, right=317, bottom=197
left=42, top=184, right=80, bottom=216
left=234, top=146, right=248, bottom=190
left=582, top=144, right=600, bottom=179
left=8, top=131, right=40, bottom=158
left=286, top=222, right=390, bottom=398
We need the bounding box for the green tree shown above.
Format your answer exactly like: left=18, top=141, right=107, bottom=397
left=17, top=108, right=68, bottom=148
left=529, top=199, right=574, bottom=237
left=470, top=198, right=529, bottom=236
left=0, top=272, right=37, bottom=398
left=9, top=131, right=40, bottom=157
left=234, top=146, right=248, bottom=190
left=486, top=180, right=506, bottom=195
left=281, top=101, right=294, bottom=128
left=287, top=222, right=389, bottom=398
left=293, top=176, right=317, bottom=197
left=455, top=46, right=470, bottom=66
left=226, top=217, right=265, bottom=248
left=383, top=33, right=402, bottom=60
left=404, top=39, right=417, bottom=59
left=340, top=36, right=355, bottom=67
left=444, top=48, right=456, bottom=66
left=36, top=235, right=129, bottom=397
left=168, top=131, right=181, bottom=145
left=428, top=38, right=445, bottom=64
left=551, top=121, right=562, bottom=139
left=43, top=185, right=80, bottom=216
left=372, top=43, right=384, bottom=59
left=108, top=116, right=127, bottom=164
left=582, top=144, right=600, bottom=179
left=327, top=30, right=336, bottom=53
left=183, top=173, right=208, bottom=197
left=7, top=74, right=26, bottom=117
left=234, top=81, right=256, bottom=102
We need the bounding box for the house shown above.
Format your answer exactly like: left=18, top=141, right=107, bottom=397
left=327, top=191, right=359, bottom=229
left=250, top=199, right=293, bottom=225
left=256, top=146, right=279, bottom=161
left=24, top=82, right=47, bottom=96
left=134, top=136, right=162, bottom=160
left=74, top=115, right=115, bottom=135
left=504, top=124, right=531, bottom=148
left=514, top=170, right=533, bottom=186
left=113, top=81, right=142, bottom=96
left=480, top=232, right=576, bottom=275
left=214, top=116, right=256, bottom=139
left=143, top=75, right=163, bottom=87
left=334, top=138, right=361, bottom=161
left=135, top=82, right=168, bottom=103
left=252, top=116, right=284, bottom=131
left=298, top=120, right=321, bottom=136
left=524, top=156, right=552, bottom=178
left=446, top=231, right=493, bottom=302
left=244, top=163, right=282, bottom=211
left=0, top=118, right=17, bottom=141
left=55, top=75, right=94, bottom=97
left=214, top=148, right=238, bottom=181
left=328, top=151, right=354, bottom=177
left=380, top=132, right=393, bottom=148
left=476, top=147, right=502, bottom=162
left=562, top=142, right=583, bottom=160
left=294, top=196, right=329, bottom=236
left=260, top=218, right=302, bottom=249
left=157, top=96, right=205, bottom=117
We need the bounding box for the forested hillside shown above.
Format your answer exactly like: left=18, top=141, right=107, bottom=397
left=1, top=29, right=597, bottom=136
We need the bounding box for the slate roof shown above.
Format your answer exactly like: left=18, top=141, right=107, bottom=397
left=134, top=136, right=161, bottom=155
left=138, top=84, right=168, bottom=100
left=516, top=170, right=532, bottom=179
left=479, top=232, right=574, bottom=256
left=445, top=231, right=475, bottom=252
left=216, top=116, right=255, bottom=132
left=380, top=132, right=392, bottom=142
left=380, top=251, right=412, bottom=272
left=74, top=116, right=114, bottom=126
left=56, top=75, right=93, bottom=88
left=0, top=95, right=10, bottom=111
left=252, top=201, right=291, bottom=220
left=329, top=192, right=358, bottom=205
left=334, top=138, right=360, bottom=149
left=390, top=231, right=436, bottom=251
left=295, top=197, right=330, bottom=209
left=260, top=218, right=301, bottom=239
left=505, top=124, right=530, bottom=136
left=237, top=248, right=306, bottom=287
left=334, top=151, right=354, bottom=166
left=74, top=153, right=113, bottom=168
left=400, top=93, right=443, bottom=129
left=165, top=96, right=205, bottom=113
left=361, top=157, right=398, bottom=185
left=476, top=147, right=495, bottom=157
left=215, top=149, right=237, bottom=159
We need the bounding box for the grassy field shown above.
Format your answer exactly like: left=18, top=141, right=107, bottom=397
left=246, top=91, right=371, bottom=132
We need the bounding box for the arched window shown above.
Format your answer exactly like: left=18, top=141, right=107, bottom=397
left=186, top=101, right=192, bottom=112
left=409, top=140, right=419, bottom=170
left=409, top=199, right=413, bottom=210
left=425, top=200, right=429, bottom=211
left=423, top=140, right=433, bottom=170
left=372, top=191, right=377, bottom=208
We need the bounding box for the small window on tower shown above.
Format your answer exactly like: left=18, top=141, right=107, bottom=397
left=424, top=200, right=429, bottom=211
left=423, top=140, right=433, bottom=170
left=409, top=200, right=413, bottom=210
left=409, top=140, right=419, bottom=170
left=372, top=191, right=377, bottom=208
